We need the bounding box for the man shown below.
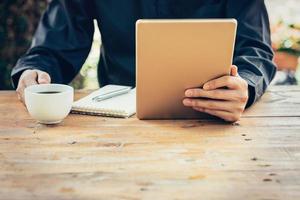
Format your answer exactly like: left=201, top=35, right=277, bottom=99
left=11, top=0, right=276, bottom=122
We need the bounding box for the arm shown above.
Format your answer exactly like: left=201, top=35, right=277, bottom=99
left=11, top=0, right=95, bottom=88
left=183, top=0, right=276, bottom=122
left=227, top=0, right=276, bottom=107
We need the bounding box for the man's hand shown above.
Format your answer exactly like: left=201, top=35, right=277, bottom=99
left=16, top=69, right=51, bottom=103
left=183, top=65, right=249, bottom=122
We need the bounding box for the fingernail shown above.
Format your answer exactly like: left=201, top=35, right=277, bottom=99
left=39, top=78, right=47, bottom=83
left=203, top=84, right=210, bottom=90
left=185, top=90, right=192, bottom=97
left=183, top=99, right=191, bottom=105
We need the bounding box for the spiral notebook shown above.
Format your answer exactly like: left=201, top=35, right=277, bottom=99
left=72, top=85, right=136, bottom=118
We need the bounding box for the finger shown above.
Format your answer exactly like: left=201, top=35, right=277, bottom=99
left=37, top=70, right=51, bottom=84
left=16, top=84, right=25, bottom=104
left=183, top=98, right=233, bottom=112
left=193, top=107, right=238, bottom=122
left=185, top=88, right=239, bottom=101
left=23, top=71, right=38, bottom=87
left=203, top=76, right=239, bottom=91
left=231, top=65, right=238, bottom=77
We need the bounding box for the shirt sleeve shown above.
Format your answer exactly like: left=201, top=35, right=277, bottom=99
left=11, top=0, right=95, bottom=88
left=226, top=0, right=277, bottom=107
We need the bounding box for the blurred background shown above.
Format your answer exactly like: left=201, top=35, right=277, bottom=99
left=0, top=0, right=299, bottom=90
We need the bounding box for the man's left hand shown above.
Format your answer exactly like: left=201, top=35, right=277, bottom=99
left=183, top=65, right=249, bottom=122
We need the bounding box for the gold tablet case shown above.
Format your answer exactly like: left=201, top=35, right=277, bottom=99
left=136, top=19, right=237, bottom=119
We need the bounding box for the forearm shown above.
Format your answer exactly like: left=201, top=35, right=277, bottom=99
left=11, top=0, right=95, bottom=88
left=227, top=0, right=277, bottom=107
left=235, top=49, right=276, bottom=107
left=11, top=48, right=63, bottom=88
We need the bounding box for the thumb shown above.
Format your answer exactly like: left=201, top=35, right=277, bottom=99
left=36, top=70, right=51, bottom=84
left=231, top=65, right=238, bottom=77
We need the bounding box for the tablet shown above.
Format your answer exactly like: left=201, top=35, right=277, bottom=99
left=136, top=19, right=237, bottom=119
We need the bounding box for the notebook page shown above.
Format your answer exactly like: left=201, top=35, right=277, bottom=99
left=72, top=87, right=136, bottom=118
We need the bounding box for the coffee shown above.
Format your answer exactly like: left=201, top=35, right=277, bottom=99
left=37, top=91, right=61, bottom=94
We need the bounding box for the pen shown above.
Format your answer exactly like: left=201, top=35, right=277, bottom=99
left=92, top=87, right=132, bottom=102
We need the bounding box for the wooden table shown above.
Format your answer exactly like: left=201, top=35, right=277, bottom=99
left=0, top=86, right=300, bottom=200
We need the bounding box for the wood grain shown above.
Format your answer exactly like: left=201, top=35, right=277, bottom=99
left=0, top=86, right=299, bottom=200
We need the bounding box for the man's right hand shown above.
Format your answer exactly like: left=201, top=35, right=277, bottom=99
left=16, top=69, right=51, bottom=103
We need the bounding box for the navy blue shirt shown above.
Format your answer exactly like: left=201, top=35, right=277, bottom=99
left=11, top=0, right=276, bottom=107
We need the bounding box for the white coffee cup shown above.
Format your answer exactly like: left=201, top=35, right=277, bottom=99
left=24, top=84, right=74, bottom=124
